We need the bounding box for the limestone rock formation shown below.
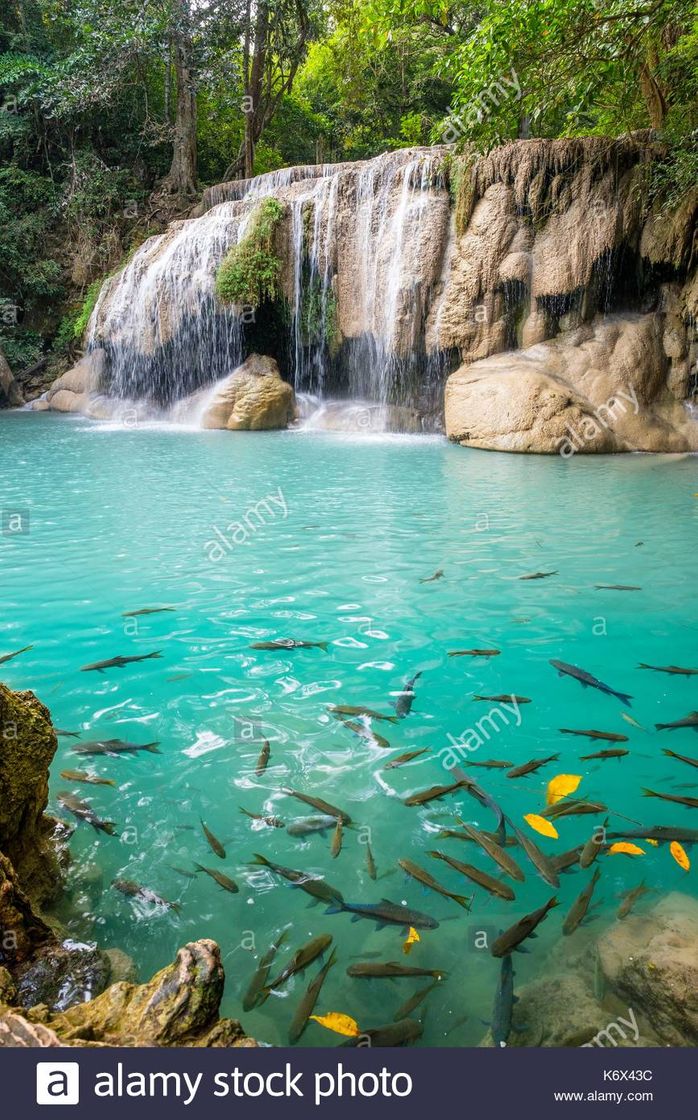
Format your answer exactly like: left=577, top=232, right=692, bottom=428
left=199, top=353, right=295, bottom=430
left=0, top=347, right=23, bottom=408
left=42, top=349, right=105, bottom=414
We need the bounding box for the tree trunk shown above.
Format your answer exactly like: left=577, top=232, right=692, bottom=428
left=639, top=44, right=667, bottom=130
left=164, top=19, right=197, bottom=198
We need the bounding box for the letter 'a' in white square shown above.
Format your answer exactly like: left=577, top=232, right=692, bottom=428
left=36, top=1063, right=80, bottom=1105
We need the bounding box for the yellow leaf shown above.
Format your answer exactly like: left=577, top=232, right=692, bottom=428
left=309, top=1012, right=361, bottom=1038
left=645, top=838, right=659, bottom=847
left=523, top=813, right=559, bottom=839
left=403, top=926, right=421, bottom=955
left=546, top=773, right=582, bottom=806
left=608, top=842, right=645, bottom=857
left=670, top=841, right=690, bottom=871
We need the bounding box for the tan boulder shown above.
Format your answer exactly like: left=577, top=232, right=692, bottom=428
left=46, top=350, right=105, bottom=414
left=200, top=353, right=295, bottom=430
left=0, top=347, right=23, bottom=407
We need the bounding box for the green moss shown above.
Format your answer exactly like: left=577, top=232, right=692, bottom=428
left=450, top=149, right=477, bottom=237
left=300, top=273, right=337, bottom=349
left=215, top=198, right=286, bottom=309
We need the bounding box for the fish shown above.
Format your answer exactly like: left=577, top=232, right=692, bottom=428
left=507, top=755, right=560, bottom=779
left=194, top=864, right=239, bottom=893
left=617, top=881, right=651, bottom=919
left=0, top=644, right=33, bottom=665
left=549, top=659, right=633, bottom=707
left=286, top=815, right=337, bottom=836
left=452, top=770, right=507, bottom=844
left=429, top=850, right=516, bottom=901
left=169, top=865, right=197, bottom=880
left=622, top=713, right=645, bottom=730
left=607, top=826, right=698, bottom=844
left=255, top=740, right=270, bottom=776
left=419, top=569, right=444, bottom=583
left=394, top=671, right=422, bottom=719
left=249, top=639, right=329, bottom=651
left=438, top=827, right=518, bottom=847
left=642, top=788, right=698, bottom=808
left=562, top=867, right=601, bottom=935
left=542, top=799, right=607, bottom=819
left=282, top=788, right=351, bottom=824
left=265, top=934, right=333, bottom=993
left=80, top=651, right=162, bottom=672
left=560, top=729, right=628, bottom=743
left=393, top=980, right=439, bottom=1022
left=492, top=954, right=516, bottom=1047
left=243, top=930, right=289, bottom=1011
left=56, top=729, right=80, bottom=738
left=552, top=846, right=583, bottom=873
left=595, top=585, right=641, bottom=591
left=506, top=818, right=560, bottom=887
left=662, top=748, right=698, bottom=770
left=56, top=791, right=117, bottom=835
left=519, top=571, right=557, bottom=580
left=324, top=896, right=439, bottom=931
left=384, top=748, right=430, bottom=769
left=72, top=739, right=161, bottom=756
left=404, top=780, right=466, bottom=806
left=239, top=807, right=284, bottom=828
left=462, top=758, right=513, bottom=769
left=347, top=962, right=447, bottom=979
left=339, top=1018, right=423, bottom=1047
left=329, top=705, right=398, bottom=723
left=121, top=607, right=175, bottom=617
left=342, top=720, right=391, bottom=749
left=201, top=819, right=226, bottom=858
left=288, top=948, right=338, bottom=1044
left=331, top=819, right=343, bottom=859
left=579, top=820, right=608, bottom=869
left=457, top=823, right=525, bottom=882
left=655, top=711, right=698, bottom=731
left=112, top=878, right=180, bottom=912
left=59, top=770, right=116, bottom=787
left=448, top=649, right=500, bottom=658
left=251, top=853, right=343, bottom=904
left=398, top=858, right=471, bottom=910
left=473, top=695, right=531, bottom=705
left=365, top=843, right=377, bottom=880
left=639, top=663, right=698, bottom=676
left=579, top=749, right=629, bottom=760
left=492, top=896, right=558, bottom=957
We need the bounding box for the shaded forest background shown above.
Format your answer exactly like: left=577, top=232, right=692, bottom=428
left=1, top=0, right=696, bottom=380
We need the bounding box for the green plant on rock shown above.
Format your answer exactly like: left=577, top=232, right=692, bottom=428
left=215, top=198, right=286, bottom=310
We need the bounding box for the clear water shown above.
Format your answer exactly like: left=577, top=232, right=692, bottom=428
left=1, top=409, right=697, bottom=1045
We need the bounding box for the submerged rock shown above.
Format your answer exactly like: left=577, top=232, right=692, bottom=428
left=199, top=353, right=295, bottom=430
left=15, top=939, right=111, bottom=1013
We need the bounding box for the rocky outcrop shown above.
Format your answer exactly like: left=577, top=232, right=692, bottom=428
left=199, top=353, right=295, bottom=430
left=39, top=349, right=105, bottom=414
left=0, top=347, right=23, bottom=408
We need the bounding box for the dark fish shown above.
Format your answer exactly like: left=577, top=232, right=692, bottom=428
left=201, top=818, right=226, bottom=859
left=561, top=728, right=628, bottom=743
left=112, top=878, right=180, bottom=912
left=463, top=758, right=513, bottom=769
left=72, top=739, right=161, bottom=756
left=492, top=954, right=516, bottom=1047
left=340, top=1019, right=422, bottom=1047
left=0, top=644, right=33, bottom=665
left=331, top=819, right=343, bottom=859
left=243, top=930, right=289, bottom=1011
left=639, top=663, right=698, bottom=676
left=506, top=754, right=560, bottom=779
left=384, top=748, right=430, bottom=769
left=251, top=853, right=343, bottom=904
left=170, top=865, right=197, bottom=880
left=286, top=814, right=336, bottom=837
left=552, top=846, right=583, bottom=873
left=579, top=820, right=608, bottom=869
left=457, top=823, right=525, bottom=882
left=504, top=818, right=560, bottom=888
left=239, top=806, right=284, bottom=828
left=289, top=948, right=338, bottom=1044
left=448, top=648, right=500, bottom=657
left=342, top=720, right=391, bottom=749
left=250, top=639, right=329, bottom=651
left=542, top=798, right=607, bottom=819
left=329, top=705, right=398, bottom=723
left=324, top=896, right=438, bottom=930
left=662, top=748, right=698, bottom=770
left=453, top=771, right=506, bottom=845
left=642, top=788, right=698, bottom=808
left=282, top=788, right=351, bottom=824
left=255, top=740, right=270, bottom=776
left=550, top=659, right=632, bottom=707
left=121, top=607, right=175, bottom=617
left=59, top=770, right=116, bottom=787
left=80, top=651, right=162, bottom=672
left=439, top=827, right=518, bottom=847
left=595, top=585, right=641, bottom=591
left=419, top=569, right=444, bottom=583
left=579, top=749, right=629, bottom=760
left=519, top=571, right=557, bottom=580
left=395, top=671, right=422, bottom=719
left=618, top=881, right=651, bottom=919
left=347, top=962, right=447, bottom=979
left=404, top=779, right=465, bottom=806
left=492, top=896, right=558, bottom=957
left=393, top=980, right=439, bottom=1022
left=57, top=791, right=117, bottom=835
left=266, top=934, right=333, bottom=992
left=365, top=843, right=377, bottom=880
left=473, top=695, right=531, bottom=704
left=607, top=826, right=698, bottom=843
left=655, top=711, right=698, bottom=731
left=398, top=858, right=471, bottom=910
left=194, top=864, right=239, bottom=892
left=562, top=868, right=601, bottom=935
left=429, top=850, right=515, bottom=901
left=56, top=729, right=80, bottom=738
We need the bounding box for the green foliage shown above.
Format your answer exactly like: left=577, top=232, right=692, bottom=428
left=215, top=198, right=286, bottom=309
